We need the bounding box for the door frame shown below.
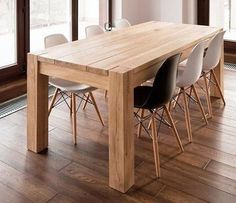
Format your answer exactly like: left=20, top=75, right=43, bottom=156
left=197, top=0, right=236, bottom=63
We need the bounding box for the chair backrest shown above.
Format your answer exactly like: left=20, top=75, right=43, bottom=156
left=85, top=25, right=104, bottom=38
left=44, top=34, right=68, bottom=48
left=143, top=54, right=181, bottom=109
left=203, top=31, right=226, bottom=71
left=114, top=18, right=131, bottom=30
left=177, top=42, right=205, bottom=88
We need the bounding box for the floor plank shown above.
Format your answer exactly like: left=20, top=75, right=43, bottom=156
left=0, top=69, right=236, bottom=202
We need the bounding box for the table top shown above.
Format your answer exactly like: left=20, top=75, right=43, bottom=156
left=35, top=21, right=220, bottom=76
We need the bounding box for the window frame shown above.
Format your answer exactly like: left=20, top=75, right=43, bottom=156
left=197, top=0, right=236, bottom=63
left=0, top=0, right=112, bottom=83
left=0, top=0, right=28, bottom=84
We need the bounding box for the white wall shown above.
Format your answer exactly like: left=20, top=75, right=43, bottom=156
left=113, top=0, right=197, bottom=25
left=159, top=0, right=182, bottom=23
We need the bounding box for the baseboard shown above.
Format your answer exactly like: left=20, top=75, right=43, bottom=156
left=0, top=76, right=27, bottom=103
left=225, top=53, right=236, bottom=64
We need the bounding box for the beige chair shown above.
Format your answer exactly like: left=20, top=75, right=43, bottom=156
left=175, top=42, right=208, bottom=142
left=85, top=25, right=104, bottom=38
left=114, top=18, right=131, bottom=30
left=45, top=34, right=104, bottom=145
left=201, top=31, right=226, bottom=118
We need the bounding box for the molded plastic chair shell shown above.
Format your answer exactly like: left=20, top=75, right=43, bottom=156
left=176, top=42, right=205, bottom=88
left=44, top=34, right=68, bottom=49
left=134, top=54, right=181, bottom=110
left=85, top=25, right=104, bottom=38
left=44, top=34, right=95, bottom=93
left=114, top=18, right=131, bottom=30
left=203, top=31, right=226, bottom=71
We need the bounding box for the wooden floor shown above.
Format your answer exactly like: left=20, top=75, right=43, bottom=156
left=0, top=69, right=236, bottom=203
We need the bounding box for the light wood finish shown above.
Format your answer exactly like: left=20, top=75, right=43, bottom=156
left=211, top=69, right=226, bottom=105
left=182, top=88, right=193, bottom=142
left=89, top=92, right=105, bottom=126
left=210, top=44, right=224, bottom=98
left=48, top=88, right=59, bottom=116
left=27, top=54, right=49, bottom=153
left=203, top=72, right=213, bottom=118
left=3, top=70, right=236, bottom=202
left=191, top=85, right=208, bottom=125
left=72, top=93, right=77, bottom=145
left=70, top=93, right=73, bottom=116
left=163, top=105, right=184, bottom=152
left=173, top=88, right=181, bottom=109
left=82, top=93, right=89, bottom=110
left=108, top=69, right=134, bottom=193
left=27, top=22, right=223, bottom=192
left=151, top=114, right=161, bottom=178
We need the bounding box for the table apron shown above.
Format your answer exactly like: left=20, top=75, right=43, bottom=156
left=39, top=62, right=109, bottom=90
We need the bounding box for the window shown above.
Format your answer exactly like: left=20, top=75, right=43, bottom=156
left=224, top=0, right=236, bottom=41
left=30, top=0, right=72, bottom=52
left=0, top=0, right=17, bottom=68
left=0, top=0, right=111, bottom=84
left=210, top=0, right=236, bottom=41
left=78, top=0, right=99, bottom=39
left=78, top=0, right=110, bottom=39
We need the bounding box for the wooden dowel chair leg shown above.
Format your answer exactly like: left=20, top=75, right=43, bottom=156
left=48, top=88, right=59, bottom=116
left=151, top=115, right=160, bottom=178
left=72, top=93, right=77, bottom=145
left=182, top=88, right=193, bottom=142
left=173, top=88, right=181, bottom=109
left=70, top=93, right=73, bottom=116
left=192, top=85, right=208, bottom=125
left=211, top=69, right=226, bottom=105
left=203, top=72, right=213, bottom=118
left=137, top=109, right=145, bottom=138
left=83, top=93, right=90, bottom=110
left=89, top=92, right=105, bottom=126
left=164, top=105, right=184, bottom=152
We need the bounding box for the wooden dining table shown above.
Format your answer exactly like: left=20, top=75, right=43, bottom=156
left=27, top=21, right=223, bottom=193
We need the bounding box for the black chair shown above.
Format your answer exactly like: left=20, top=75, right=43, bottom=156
left=134, top=54, right=184, bottom=178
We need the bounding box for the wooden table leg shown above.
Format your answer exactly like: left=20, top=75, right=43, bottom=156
left=210, top=44, right=224, bottom=98
left=27, top=54, right=49, bottom=153
left=108, top=70, right=134, bottom=193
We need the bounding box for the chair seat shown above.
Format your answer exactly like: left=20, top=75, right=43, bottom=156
left=49, top=78, right=97, bottom=94
left=134, top=86, right=152, bottom=109
left=179, top=59, right=187, bottom=67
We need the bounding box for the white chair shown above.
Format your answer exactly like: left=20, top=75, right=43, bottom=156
left=114, top=18, right=131, bottom=30
left=201, top=31, right=226, bottom=118
left=45, top=34, right=104, bottom=145
left=175, top=42, right=208, bottom=142
left=85, top=25, right=104, bottom=38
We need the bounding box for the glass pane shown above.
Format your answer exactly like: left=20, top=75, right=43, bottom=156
left=225, top=0, right=236, bottom=41
left=230, top=0, right=236, bottom=35
left=79, top=0, right=108, bottom=39
left=210, top=0, right=236, bottom=41
left=30, top=0, right=72, bottom=52
left=0, top=0, right=17, bottom=68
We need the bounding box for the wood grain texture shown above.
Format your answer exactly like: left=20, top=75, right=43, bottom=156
left=27, top=22, right=224, bottom=192
left=1, top=70, right=236, bottom=202
left=108, top=69, right=134, bottom=192
left=27, top=54, right=49, bottom=152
